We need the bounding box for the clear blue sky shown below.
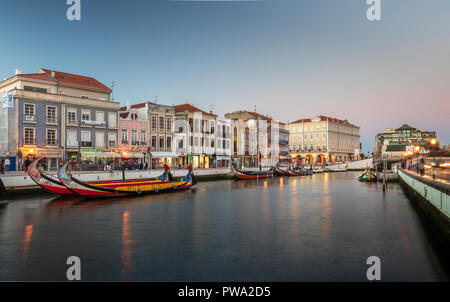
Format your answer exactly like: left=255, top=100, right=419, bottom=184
left=1, top=0, right=449, bottom=153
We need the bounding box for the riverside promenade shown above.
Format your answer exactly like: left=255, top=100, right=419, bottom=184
left=398, top=169, right=450, bottom=249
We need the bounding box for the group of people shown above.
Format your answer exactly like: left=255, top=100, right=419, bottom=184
left=110, top=160, right=149, bottom=171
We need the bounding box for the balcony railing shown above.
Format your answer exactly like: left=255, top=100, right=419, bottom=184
left=23, top=115, right=36, bottom=122
left=121, top=140, right=129, bottom=144
left=131, top=141, right=139, bottom=146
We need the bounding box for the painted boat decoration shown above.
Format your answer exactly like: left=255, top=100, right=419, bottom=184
left=287, top=169, right=305, bottom=176
left=58, top=160, right=194, bottom=197
left=358, top=168, right=377, bottom=182
left=232, top=165, right=274, bottom=180
left=27, top=156, right=73, bottom=195
left=274, top=164, right=290, bottom=176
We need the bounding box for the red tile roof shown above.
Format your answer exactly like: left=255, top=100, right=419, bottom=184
left=120, top=106, right=127, bottom=111
left=174, top=103, right=217, bottom=117
left=17, top=73, right=56, bottom=82
left=130, top=102, right=147, bottom=109
left=40, top=68, right=111, bottom=92
left=290, top=115, right=359, bottom=128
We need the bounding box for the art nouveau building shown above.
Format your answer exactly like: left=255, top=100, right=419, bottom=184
left=289, top=115, right=360, bottom=164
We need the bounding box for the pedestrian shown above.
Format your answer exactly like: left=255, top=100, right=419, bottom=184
left=419, top=158, right=425, bottom=176
left=4, top=157, right=10, bottom=172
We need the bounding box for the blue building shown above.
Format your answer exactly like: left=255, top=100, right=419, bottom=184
left=0, top=68, right=120, bottom=171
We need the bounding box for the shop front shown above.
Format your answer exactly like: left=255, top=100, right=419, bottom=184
left=150, top=152, right=178, bottom=169
left=216, top=155, right=230, bottom=168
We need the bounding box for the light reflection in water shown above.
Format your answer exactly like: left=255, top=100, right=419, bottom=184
left=121, top=211, right=134, bottom=279
left=22, top=225, right=33, bottom=262
left=322, top=196, right=331, bottom=241
left=263, top=181, right=267, bottom=189
left=279, top=178, right=284, bottom=189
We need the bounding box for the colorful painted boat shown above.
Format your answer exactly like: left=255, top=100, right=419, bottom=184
left=58, top=160, right=194, bottom=197
left=358, top=168, right=377, bottom=182
left=274, top=164, right=290, bottom=176
left=287, top=169, right=304, bottom=176
left=27, top=156, right=73, bottom=195
left=232, top=165, right=274, bottom=180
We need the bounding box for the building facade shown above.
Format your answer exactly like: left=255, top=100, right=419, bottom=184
left=289, top=115, right=360, bottom=164
left=119, top=104, right=150, bottom=163
left=0, top=68, right=120, bottom=171
left=225, top=110, right=282, bottom=167
left=374, top=124, right=437, bottom=158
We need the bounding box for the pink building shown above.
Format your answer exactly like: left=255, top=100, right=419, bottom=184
left=119, top=103, right=150, bottom=163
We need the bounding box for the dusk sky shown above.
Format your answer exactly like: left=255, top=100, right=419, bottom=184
left=1, top=0, right=449, bottom=153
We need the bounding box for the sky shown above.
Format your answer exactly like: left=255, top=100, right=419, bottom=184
left=0, top=0, right=449, bottom=153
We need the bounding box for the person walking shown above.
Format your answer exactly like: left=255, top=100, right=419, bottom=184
left=4, top=157, right=10, bottom=172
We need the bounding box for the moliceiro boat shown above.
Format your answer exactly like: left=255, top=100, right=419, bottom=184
left=325, top=163, right=349, bottom=172
left=28, top=156, right=74, bottom=195
left=57, top=160, right=195, bottom=197
left=232, top=165, right=274, bottom=180
left=358, top=168, right=378, bottom=182
left=274, top=164, right=290, bottom=176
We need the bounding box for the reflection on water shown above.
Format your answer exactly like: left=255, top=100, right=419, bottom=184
left=0, top=172, right=449, bottom=281
left=22, top=225, right=33, bottom=262
left=121, top=211, right=134, bottom=279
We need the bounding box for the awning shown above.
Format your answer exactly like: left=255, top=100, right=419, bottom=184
left=81, top=151, right=121, bottom=158
left=101, top=152, right=122, bottom=158
left=124, top=152, right=145, bottom=158
left=217, top=155, right=231, bottom=161
left=151, top=152, right=178, bottom=158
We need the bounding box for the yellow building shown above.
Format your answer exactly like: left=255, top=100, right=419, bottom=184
left=289, top=116, right=360, bottom=164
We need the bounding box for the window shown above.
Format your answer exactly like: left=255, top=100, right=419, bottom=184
left=108, top=112, right=117, bottom=128
left=316, top=133, right=320, bottom=139
left=46, top=129, right=57, bottom=146
left=24, top=86, right=47, bottom=93
left=159, top=136, right=165, bottom=149
left=96, top=132, right=105, bottom=148
left=140, top=130, right=146, bottom=144
left=121, top=129, right=128, bottom=143
left=159, top=117, right=164, bottom=131
left=67, top=109, right=77, bottom=125
left=310, top=134, right=313, bottom=139
left=108, top=132, right=117, bottom=147
left=24, top=128, right=35, bottom=145
left=132, top=130, right=138, bottom=145
left=151, top=136, right=157, bottom=149
left=189, top=136, right=193, bottom=146
left=24, top=104, right=35, bottom=122
left=166, top=136, right=172, bottom=149
left=81, top=131, right=92, bottom=147
left=46, top=106, right=57, bottom=123
left=194, top=137, right=198, bottom=146
left=166, top=117, right=172, bottom=131
left=194, top=119, right=199, bottom=133
left=151, top=116, right=157, bottom=130
left=81, top=95, right=88, bottom=99
left=178, top=139, right=183, bottom=148
left=81, top=110, right=91, bottom=121
left=323, top=133, right=327, bottom=139
left=95, top=111, right=105, bottom=125
left=67, top=130, right=78, bottom=147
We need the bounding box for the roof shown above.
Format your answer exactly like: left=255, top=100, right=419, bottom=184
left=385, top=145, right=407, bottom=152
left=17, top=73, right=56, bottom=82
left=130, top=102, right=147, bottom=109
left=246, top=111, right=272, bottom=121
left=396, top=123, right=416, bottom=131
left=39, top=68, right=111, bottom=92
left=290, top=115, right=358, bottom=127
left=174, top=103, right=217, bottom=117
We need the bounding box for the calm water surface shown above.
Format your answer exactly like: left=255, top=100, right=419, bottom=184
left=0, top=172, right=449, bottom=281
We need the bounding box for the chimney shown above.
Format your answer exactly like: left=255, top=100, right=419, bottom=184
left=15, top=68, right=22, bottom=75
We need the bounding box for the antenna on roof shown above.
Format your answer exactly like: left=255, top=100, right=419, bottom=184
left=111, top=81, right=115, bottom=102
left=153, top=96, right=159, bottom=104
left=254, top=105, right=256, bottom=112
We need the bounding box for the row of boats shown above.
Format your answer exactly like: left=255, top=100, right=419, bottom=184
left=28, top=157, right=195, bottom=198
left=232, top=163, right=348, bottom=180
left=28, top=157, right=377, bottom=198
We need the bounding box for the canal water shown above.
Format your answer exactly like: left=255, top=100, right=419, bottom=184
left=0, top=172, right=449, bottom=281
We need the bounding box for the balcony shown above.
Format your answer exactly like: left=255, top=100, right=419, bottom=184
left=140, top=141, right=147, bottom=146
left=121, top=140, right=129, bottom=145
left=131, top=141, right=139, bottom=146
left=23, top=115, right=36, bottom=123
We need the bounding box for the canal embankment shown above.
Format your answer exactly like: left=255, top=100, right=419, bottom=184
left=399, top=169, right=450, bottom=250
